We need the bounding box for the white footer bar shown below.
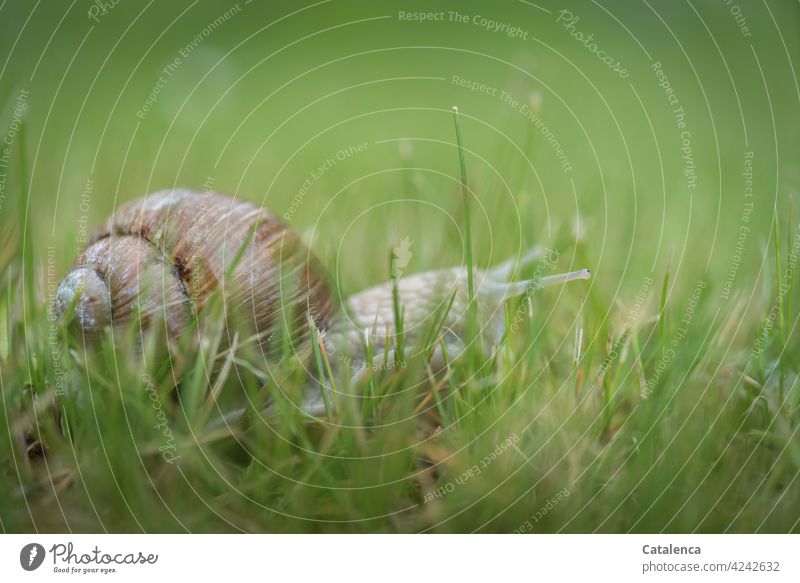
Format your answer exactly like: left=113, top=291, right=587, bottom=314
left=1, top=534, right=796, bottom=582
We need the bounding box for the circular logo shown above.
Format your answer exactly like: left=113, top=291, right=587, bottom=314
left=19, top=543, right=46, bottom=571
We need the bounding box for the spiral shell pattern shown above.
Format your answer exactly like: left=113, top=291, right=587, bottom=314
left=55, top=189, right=336, bottom=355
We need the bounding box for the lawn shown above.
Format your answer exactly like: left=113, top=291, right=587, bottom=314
left=0, top=0, right=798, bottom=533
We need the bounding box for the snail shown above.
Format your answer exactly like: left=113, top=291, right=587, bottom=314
left=55, top=189, right=590, bottom=411
left=55, top=189, right=335, bottom=353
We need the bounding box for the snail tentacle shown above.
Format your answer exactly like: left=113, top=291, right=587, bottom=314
left=487, top=244, right=546, bottom=281
left=478, top=268, right=592, bottom=301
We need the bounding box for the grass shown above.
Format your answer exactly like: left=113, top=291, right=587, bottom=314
left=1, top=0, right=799, bottom=533
left=1, top=112, right=799, bottom=533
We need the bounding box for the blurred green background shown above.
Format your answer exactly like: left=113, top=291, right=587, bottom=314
left=2, top=0, right=798, bottom=298
left=2, top=0, right=800, bottom=533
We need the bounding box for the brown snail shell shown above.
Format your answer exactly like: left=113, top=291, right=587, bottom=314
left=56, top=189, right=590, bottom=380
left=55, top=189, right=336, bottom=355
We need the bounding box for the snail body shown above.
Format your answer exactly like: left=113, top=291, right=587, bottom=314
left=332, top=255, right=590, bottom=365
left=56, top=189, right=590, bottom=380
